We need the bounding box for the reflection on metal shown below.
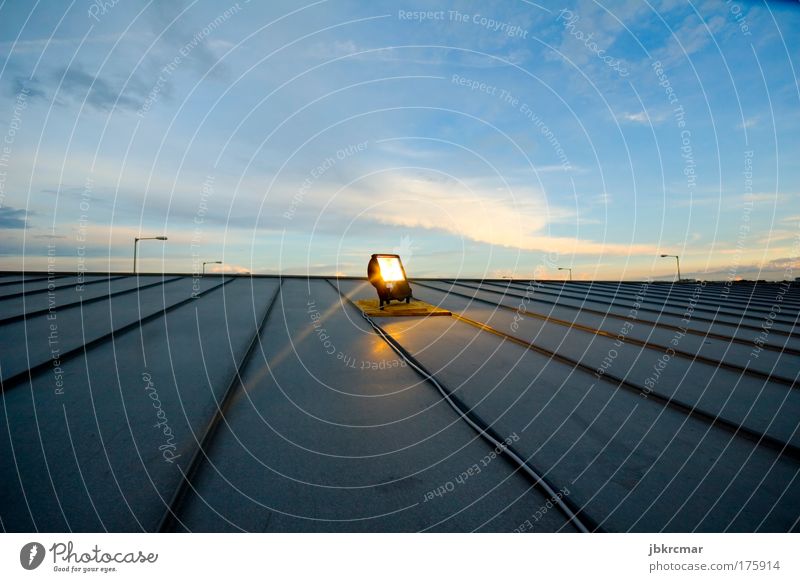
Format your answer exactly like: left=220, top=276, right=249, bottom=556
left=354, top=298, right=450, bottom=317
left=328, top=278, right=593, bottom=533
left=158, top=280, right=284, bottom=533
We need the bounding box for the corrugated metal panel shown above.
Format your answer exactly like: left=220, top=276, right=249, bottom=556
left=1, top=274, right=798, bottom=532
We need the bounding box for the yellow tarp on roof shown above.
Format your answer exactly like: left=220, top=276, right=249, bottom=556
left=354, top=298, right=451, bottom=317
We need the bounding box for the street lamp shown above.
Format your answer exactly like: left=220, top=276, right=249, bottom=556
left=558, top=267, right=573, bottom=281
left=133, top=236, right=167, bottom=274
left=659, top=254, right=681, bottom=282
left=202, top=261, right=222, bottom=276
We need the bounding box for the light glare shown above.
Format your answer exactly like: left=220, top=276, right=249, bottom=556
left=377, top=256, right=405, bottom=282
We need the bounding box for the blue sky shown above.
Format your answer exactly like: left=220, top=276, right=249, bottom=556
left=0, top=0, right=797, bottom=279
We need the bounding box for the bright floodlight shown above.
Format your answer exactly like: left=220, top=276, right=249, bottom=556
left=367, top=253, right=413, bottom=308
left=376, top=256, right=405, bottom=282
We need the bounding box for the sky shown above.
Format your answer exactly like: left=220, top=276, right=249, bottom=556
left=0, top=0, right=798, bottom=280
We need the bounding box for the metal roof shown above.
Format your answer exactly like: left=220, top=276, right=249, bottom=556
left=0, top=272, right=798, bottom=532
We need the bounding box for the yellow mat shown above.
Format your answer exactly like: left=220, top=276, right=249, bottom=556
left=354, top=298, right=451, bottom=317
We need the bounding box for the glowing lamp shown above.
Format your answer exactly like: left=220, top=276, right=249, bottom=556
left=367, top=253, right=413, bottom=308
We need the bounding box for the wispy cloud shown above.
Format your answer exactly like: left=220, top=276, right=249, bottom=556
left=738, top=116, right=758, bottom=129
left=654, top=11, right=727, bottom=67
left=589, top=192, right=612, bottom=205
left=0, top=33, right=125, bottom=55
left=617, top=109, right=668, bottom=124
left=0, top=1, right=796, bottom=279
left=57, top=66, right=140, bottom=111
left=741, top=192, right=788, bottom=204
left=0, top=207, right=31, bottom=229
left=621, top=111, right=648, bottom=123
left=341, top=173, right=658, bottom=256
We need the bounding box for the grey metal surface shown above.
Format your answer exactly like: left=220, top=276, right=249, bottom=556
left=0, top=275, right=110, bottom=299
left=0, top=276, right=175, bottom=321
left=176, top=279, right=573, bottom=532
left=506, top=280, right=799, bottom=331
left=375, top=314, right=800, bottom=532
left=1, top=274, right=797, bottom=532
left=463, top=283, right=795, bottom=355
left=0, top=274, right=58, bottom=285
left=448, top=280, right=800, bottom=349
left=410, top=283, right=800, bottom=450
left=0, top=277, right=224, bottom=381
left=417, top=281, right=799, bottom=383
left=0, top=277, right=276, bottom=531
left=494, top=283, right=797, bottom=332
left=533, top=281, right=800, bottom=316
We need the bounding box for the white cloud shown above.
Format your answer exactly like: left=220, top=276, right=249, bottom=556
left=617, top=109, right=669, bottom=124
left=779, top=214, right=800, bottom=224
left=741, top=192, right=788, bottom=203
left=590, top=192, right=612, bottom=205
left=342, top=173, right=659, bottom=256
left=0, top=33, right=127, bottom=54
left=738, top=116, right=759, bottom=129
left=622, top=111, right=648, bottom=123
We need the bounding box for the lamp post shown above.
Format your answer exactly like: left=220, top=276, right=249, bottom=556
left=558, top=267, right=573, bottom=281
left=202, top=261, right=222, bottom=276
left=660, top=254, right=681, bottom=282
left=133, top=236, right=167, bottom=274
